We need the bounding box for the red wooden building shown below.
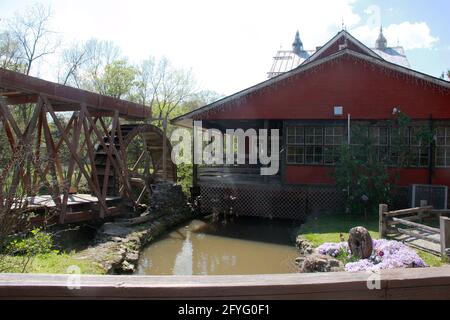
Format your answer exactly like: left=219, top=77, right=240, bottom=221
left=173, top=30, right=450, bottom=219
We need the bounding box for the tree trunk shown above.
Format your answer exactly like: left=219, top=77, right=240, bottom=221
left=348, top=226, right=373, bottom=259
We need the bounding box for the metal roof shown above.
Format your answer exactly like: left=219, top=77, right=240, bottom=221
left=268, top=46, right=410, bottom=79
left=267, top=50, right=314, bottom=78
left=371, top=46, right=410, bottom=68
left=268, top=30, right=411, bottom=78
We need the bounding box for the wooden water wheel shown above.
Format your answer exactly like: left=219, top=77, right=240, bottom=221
left=94, top=123, right=177, bottom=208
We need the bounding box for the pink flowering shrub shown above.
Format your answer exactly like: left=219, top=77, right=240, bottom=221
left=317, top=242, right=349, bottom=257
left=317, top=239, right=427, bottom=272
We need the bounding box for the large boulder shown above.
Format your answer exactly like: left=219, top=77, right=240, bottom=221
left=348, top=226, right=373, bottom=259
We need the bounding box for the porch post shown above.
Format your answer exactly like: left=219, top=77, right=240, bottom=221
left=440, top=216, right=450, bottom=258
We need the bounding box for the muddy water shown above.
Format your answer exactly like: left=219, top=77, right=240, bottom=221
left=136, top=218, right=300, bottom=275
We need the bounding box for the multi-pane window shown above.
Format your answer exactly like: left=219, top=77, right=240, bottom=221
left=305, top=127, right=323, bottom=164
left=389, top=127, right=409, bottom=165
left=287, top=126, right=343, bottom=165
left=286, top=124, right=433, bottom=167
left=435, top=127, right=450, bottom=167
left=287, top=127, right=305, bottom=164
left=324, top=127, right=344, bottom=165
left=410, top=127, right=429, bottom=168
left=370, top=127, right=389, bottom=163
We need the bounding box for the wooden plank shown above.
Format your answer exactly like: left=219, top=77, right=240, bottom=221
left=385, top=206, right=433, bottom=217
left=41, top=102, right=63, bottom=211
left=391, top=217, right=440, bottom=234
left=395, top=227, right=441, bottom=244
left=0, top=100, right=22, bottom=138
left=430, top=209, right=450, bottom=216
left=115, top=115, right=134, bottom=206
left=42, top=113, right=76, bottom=178
left=31, top=111, right=43, bottom=194
left=82, top=117, right=101, bottom=195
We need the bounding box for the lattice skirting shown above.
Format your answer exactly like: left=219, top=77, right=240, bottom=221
left=198, top=184, right=415, bottom=220
left=198, top=184, right=344, bottom=220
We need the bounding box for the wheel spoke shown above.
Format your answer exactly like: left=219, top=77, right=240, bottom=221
left=131, top=150, right=146, bottom=171
left=136, top=185, right=147, bottom=204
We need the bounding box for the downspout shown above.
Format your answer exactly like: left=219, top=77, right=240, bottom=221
left=428, top=114, right=433, bottom=185
left=347, top=114, right=351, bottom=205
left=347, top=114, right=351, bottom=145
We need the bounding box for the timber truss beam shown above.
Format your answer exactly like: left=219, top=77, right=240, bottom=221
left=0, top=94, right=136, bottom=224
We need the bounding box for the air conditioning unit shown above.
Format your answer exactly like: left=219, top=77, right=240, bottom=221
left=410, top=184, right=448, bottom=209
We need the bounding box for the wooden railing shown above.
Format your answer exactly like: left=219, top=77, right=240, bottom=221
left=1, top=267, right=450, bottom=299
left=379, top=202, right=450, bottom=257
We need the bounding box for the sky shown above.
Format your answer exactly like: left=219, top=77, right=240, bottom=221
left=0, top=0, right=449, bottom=96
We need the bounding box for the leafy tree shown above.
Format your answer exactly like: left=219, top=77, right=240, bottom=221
left=334, top=112, right=433, bottom=217
left=0, top=31, right=24, bottom=71
left=134, top=57, right=196, bottom=126
left=101, top=60, right=137, bottom=99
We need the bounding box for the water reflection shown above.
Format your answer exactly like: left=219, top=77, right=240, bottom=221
left=136, top=218, right=300, bottom=275
left=173, top=230, right=193, bottom=275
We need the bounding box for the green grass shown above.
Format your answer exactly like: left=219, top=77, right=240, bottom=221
left=1, top=252, right=105, bottom=274
left=297, top=213, right=445, bottom=267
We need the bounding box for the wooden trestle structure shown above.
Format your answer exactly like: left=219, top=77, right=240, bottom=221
left=0, top=68, right=176, bottom=227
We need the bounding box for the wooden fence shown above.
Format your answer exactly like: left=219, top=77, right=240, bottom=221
left=379, top=201, right=450, bottom=257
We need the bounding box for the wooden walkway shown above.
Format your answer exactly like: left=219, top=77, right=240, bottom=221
left=16, top=194, right=126, bottom=228
left=0, top=266, right=450, bottom=299
left=22, top=194, right=121, bottom=209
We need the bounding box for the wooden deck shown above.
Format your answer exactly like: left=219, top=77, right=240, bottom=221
left=392, top=232, right=441, bottom=255
left=0, top=266, right=450, bottom=299
left=16, top=194, right=126, bottom=227
left=21, top=194, right=122, bottom=209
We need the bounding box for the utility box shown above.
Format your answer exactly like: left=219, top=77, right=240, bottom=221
left=410, top=184, right=448, bottom=209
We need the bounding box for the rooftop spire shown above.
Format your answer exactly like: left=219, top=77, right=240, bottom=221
left=292, top=31, right=303, bottom=55
left=375, top=26, right=387, bottom=50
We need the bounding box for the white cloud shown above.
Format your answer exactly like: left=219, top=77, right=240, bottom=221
left=385, top=22, right=439, bottom=49
left=351, top=7, right=438, bottom=50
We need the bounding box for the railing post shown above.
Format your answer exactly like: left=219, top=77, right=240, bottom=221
left=440, top=216, right=450, bottom=258
left=419, top=200, right=428, bottom=223
left=379, top=204, right=388, bottom=239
